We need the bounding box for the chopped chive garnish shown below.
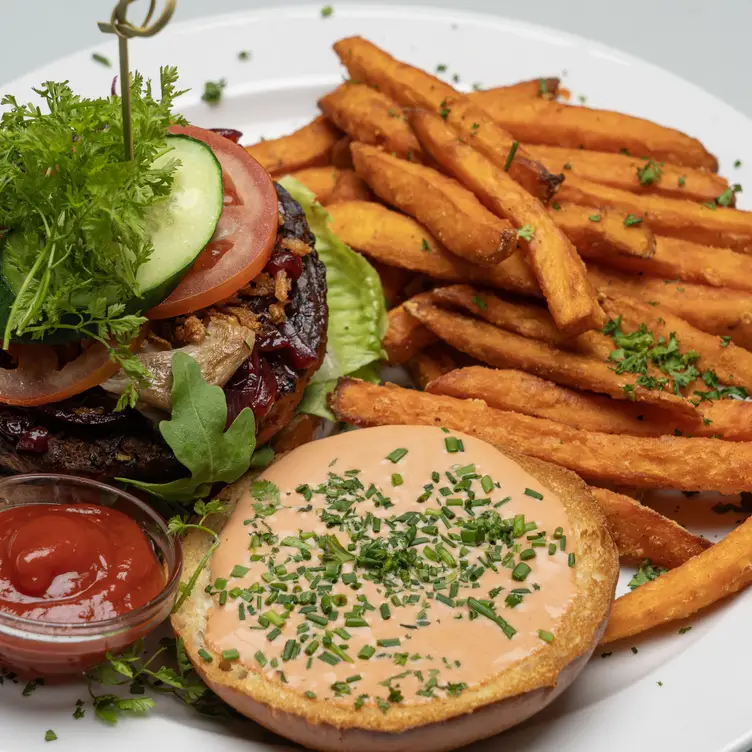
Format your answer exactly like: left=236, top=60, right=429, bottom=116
left=380, top=603, right=391, bottom=620
left=511, top=562, right=531, bottom=582
left=377, top=638, right=401, bottom=647
left=519, top=548, right=536, bottom=561
left=345, top=617, right=368, bottom=628
left=467, top=597, right=516, bottom=638
left=538, top=630, right=555, bottom=643
left=386, top=447, right=408, bottom=463
left=222, top=648, right=240, bottom=662
left=568, top=552, right=576, bottom=567
left=358, top=645, right=376, bottom=660
left=282, top=640, right=298, bottom=661
left=553, top=527, right=563, bottom=539
left=560, top=535, right=567, bottom=551
left=254, top=650, right=267, bottom=666
left=524, top=488, right=543, bottom=500
left=304, top=639, right=320, bottom=656
left=319, top=651, right=340, bottom=665
left=481, top=475, right=494, bottom=493
left=267, top=628, right=282, bottom=642
left=549, top=543, right=557, bottom=555
left=503, top=140, right=519, bottom=171
left=391, top=473, right=404, bottom=487
left=198, top=648, right=212, bottom=663
left=444, top=437, right=464, bottom=453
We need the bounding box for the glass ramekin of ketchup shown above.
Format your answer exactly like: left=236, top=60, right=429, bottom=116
left=0, top=474, right=182, bottom=678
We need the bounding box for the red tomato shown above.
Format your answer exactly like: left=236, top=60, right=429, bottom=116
left=0, top=343, right=119, bottom=406
left=147, top=125, right=278, bottom=320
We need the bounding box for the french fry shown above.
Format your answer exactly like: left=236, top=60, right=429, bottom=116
left=428, top=285, right=612, bottom=359
left=482, top=78, right=562, bottom=101
left=405, top=296, right=699, bottom=421
left=599, top=293, right=752, bottom=392
left=590, top=488, right=711, bottom=569
left=426, top=365, right=752, bottom=441
left=382, top=298, right=436, bottom=365
left=548, top=204, right=656, bottom=259
left=328, top=169, right=372, bottom=203
left=588, top=265, right=752, bottom=350
left=288, top=166, right=341, bottom=203
left=244, top=115, right=341, bottom=175
left=329, top=378, right=752, bottom=492
left=330, top=135, right=354, bottom=168
left=334, top=36, right=562, bottom=202
left=369, top=260, right=414, bottom=308
left=438, top=98, right=563, bottom=202
left=526, top=143, right=730, bottom=204
left=585, top=235, right=752, bottom=293
left=410, top=110, right=603, bottom=336
left=427, top=366, right=675, bottom=437
left=699, top=400, right=752, bottom=442
left=326, top=200, right=540, bottom=295
left=558, top=174, right=752, bottom=254
left=406, top=343, right=460, bottom=390
left=601, top=514, right=752, bottom=643
left=318, top=82, right=425, bottom=162
left=272, top=414, right=322, bottom=455
left=470, top=94, right=718, bottom=171
left=351, top=142, right=516, bottom=265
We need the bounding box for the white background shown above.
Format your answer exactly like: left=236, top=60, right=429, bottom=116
left=0, top=0, right=751, bottom=117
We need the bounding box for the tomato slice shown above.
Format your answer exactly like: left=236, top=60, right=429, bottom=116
left=0, top=343, right=119, bottom=407
left=147, top=125, right=278, bottom=320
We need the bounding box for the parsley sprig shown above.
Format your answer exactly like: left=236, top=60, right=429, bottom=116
left=604, top=316, right=748, bottom=402
left=628, top=559, right=667, bottom=590
left=0, top=67, right=187, bottom=407
left=87, top=636, right=230, bottom=725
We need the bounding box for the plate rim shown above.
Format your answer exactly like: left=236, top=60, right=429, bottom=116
left=0, top=5, right=751, bottom=752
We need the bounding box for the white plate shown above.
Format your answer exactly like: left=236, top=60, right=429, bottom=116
left=1, top=4, right=751, bottom=752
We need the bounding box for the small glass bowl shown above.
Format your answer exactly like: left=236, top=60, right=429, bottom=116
left=0, top=474, right=182, bottom=678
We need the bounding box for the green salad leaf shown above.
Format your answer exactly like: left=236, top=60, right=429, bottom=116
left=297, top=361, right=382, bottom=420
left=279, top=177, right=386, bottom=419
left=118, top=351, right=255, bottom=501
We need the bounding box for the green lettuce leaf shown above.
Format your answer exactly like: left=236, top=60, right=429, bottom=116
left=279, top=177, right=386, bottom=409
left=297, top=362, right=382, bottom=421
left=118, top=351, right=256, bottom=501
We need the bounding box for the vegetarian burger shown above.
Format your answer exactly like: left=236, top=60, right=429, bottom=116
left=0, top=71, right=341, bottom=493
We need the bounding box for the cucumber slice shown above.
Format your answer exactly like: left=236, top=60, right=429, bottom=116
left=0, top=134, right=223, bottom=343
left=135, top=134, right=224, bottom=305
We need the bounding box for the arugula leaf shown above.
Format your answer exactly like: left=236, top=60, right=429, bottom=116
left=279, top=177, right=386, bottom=411
left=628, top=559, right=667, bottom=590
left=118, top=352, right=256, bottom=501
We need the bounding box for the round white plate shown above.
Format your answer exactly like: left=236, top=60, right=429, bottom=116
left=2, top=4, right=751, bottom=752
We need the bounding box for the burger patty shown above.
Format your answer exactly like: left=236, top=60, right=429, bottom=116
left=0, top=184, right=328, bottom=481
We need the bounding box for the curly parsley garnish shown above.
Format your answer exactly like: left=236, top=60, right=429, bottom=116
left=604, top=316, right=748, bottom=401
left=0, top=67, right=186, bottom=408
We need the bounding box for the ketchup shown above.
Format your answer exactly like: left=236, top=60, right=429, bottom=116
left=0, top=504, right=165, bottom=624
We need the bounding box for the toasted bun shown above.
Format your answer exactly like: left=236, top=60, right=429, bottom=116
left=172, top=441, right=618, bottom=752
